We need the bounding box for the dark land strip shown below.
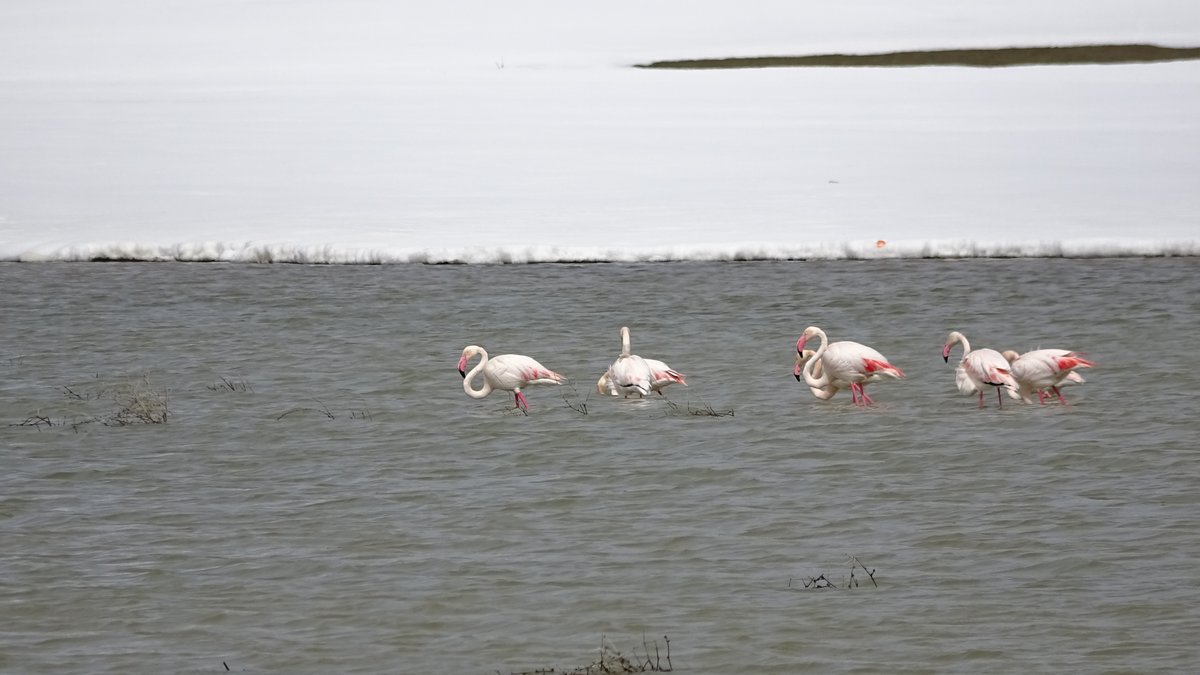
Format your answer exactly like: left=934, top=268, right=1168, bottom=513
left=636, top=44, right=1200, bottom=69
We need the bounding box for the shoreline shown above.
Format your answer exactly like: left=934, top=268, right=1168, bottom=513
left=636, top=43, right=1200, bottom=69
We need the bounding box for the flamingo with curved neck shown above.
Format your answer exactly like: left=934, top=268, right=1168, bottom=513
left=458, top=345, right=567, bottom=413
left=795, top=326, right=903, bottom=406
left=942, top=331, right=1017, bottom=408
left=794, top=348, right=837, bottom=400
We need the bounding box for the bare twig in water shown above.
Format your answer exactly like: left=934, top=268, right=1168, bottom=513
left=12, top=373, right=168, bottom=429
left=276, top=398, right=336, bottom=421
left=847, top=554, right=878, bottom=587
left=664, top=397, right=734, bottom=417
left=61, top=384, right=104, bottom=401
left=207, top=377, right=253, bottom=393
left=561, top=381, right=591, bottom=415
left=9, top=412, right=55, bottom=430
left=789, top=556, right=878, bottom=590
left=276, top=399, right=374, bottom=422
left=108, top=375, right=170, bottom=425
left=510, top=635, right=673, bottom=674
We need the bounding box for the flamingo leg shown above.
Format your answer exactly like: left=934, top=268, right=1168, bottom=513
left=977, top=391, right=985, bottom=408
left=1052, top=386, right=1068, bottom=405
left=995, top=387, right=1003, bottom=408
left=1037, top=389, right=1046, bottom=404
left=514, top=390, right=530, bottom=412
left=858, top=386, right=875, bottom=406
left=849, top=384, right=859, bottom=405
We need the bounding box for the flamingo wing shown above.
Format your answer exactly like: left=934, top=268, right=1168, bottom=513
left=606, top=354, right=653, bottom=396
left=487, top=354, right=567, bottom=389
left=954, top=363, right=980, bottom=395
left=644, top=358, right=686, bottom=390
left=817, top=343, right=862, bottom=387
left=823, top=341, right=902, bottom=383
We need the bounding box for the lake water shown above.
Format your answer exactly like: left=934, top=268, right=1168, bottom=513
left=2, top=258, right=1198, bottom=673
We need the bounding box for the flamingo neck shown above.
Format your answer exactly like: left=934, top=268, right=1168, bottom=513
left=462, top=348, right=493, bottom=400
left=945, top=331, right=971, bottom=360
left=620, top=326, right=632, bottom=357
left=803, top=329, right=831, bottom=390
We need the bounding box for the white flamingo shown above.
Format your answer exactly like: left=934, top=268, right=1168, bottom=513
left=600, top=326, right=655, bottom=398
left=796, top=326, right=904, bottom=406
left=793, top=348, right=837, bottom=400
left=597, top=357, right=686, bottom=396
left=1001, top=349, right=1095, bottom=404
left=458, top=345, right=567, bottom=412
left=941, top=331, right=1017, bottom=408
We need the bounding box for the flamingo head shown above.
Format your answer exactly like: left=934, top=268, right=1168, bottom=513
left=796, top=326, right=821, bottom=354
left=942, top=331, right=965, bottom=362
left=793, top=349, right=816, bottom=381
left=1000, top=350, right=1020, bottom=364
left=458, top=345, right=482, bottom=377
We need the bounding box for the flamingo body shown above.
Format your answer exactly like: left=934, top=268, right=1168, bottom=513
left=796, top=326, right=903, bottom=406
left=601, top=326, right=658, bottom=398
left=1002, top=349, right=1095, bottom=404
left=942, top=331, right=1017, bottom=408
left=598, top=357, right=687, bottom=396
left=458, top=345, right=567, bottom=412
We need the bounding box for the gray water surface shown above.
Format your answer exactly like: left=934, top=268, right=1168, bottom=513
left=2, top=259, right=1198, bottom=673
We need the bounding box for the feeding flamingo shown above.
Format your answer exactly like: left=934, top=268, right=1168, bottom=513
left=458, top=345, right=567, bottom=412
left=1001, top=349, right=1095, bottom=404
left=600, top=326, right=656, bottom=398
left=793, top=348, right=837, bottom=400
left=795, top=326, right=904, bottom=406
left=941, top=331, right=1017, bottom=408
left=597, top=357, right=686, bottom=396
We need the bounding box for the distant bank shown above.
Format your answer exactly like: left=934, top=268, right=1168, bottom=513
left=636, top=44, right=1200, bottom=69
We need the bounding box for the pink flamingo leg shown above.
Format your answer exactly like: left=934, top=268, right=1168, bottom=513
left=1052, top=386, right=1068, bottom=405
left=858, top=386, right=875, bottom=406
left=849, top=384, right=859, bottom=405
left=514, top=390, right=530, bottom=412
left=977, top=391, right=985, bottom=408
left=1037, top=389, right=1047, bottom=404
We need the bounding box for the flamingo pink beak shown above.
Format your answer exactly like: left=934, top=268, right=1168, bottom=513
left=457, top=354, right=468, bottom=377
left=941, top=344, right=952, bottom=362
left=796, top=336, right=808, bottom=354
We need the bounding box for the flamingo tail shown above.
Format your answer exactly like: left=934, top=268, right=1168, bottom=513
left=863, top=358, right=903, bottom=378
left=1054, top=354, right=1095, bottom=371
left=656, top=369, right=687, bottom=386
left=526, top=367, right=568, bottom=384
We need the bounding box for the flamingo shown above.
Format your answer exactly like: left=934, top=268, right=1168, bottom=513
left=1001, top=349, right=1095, bottom=404
left=600, top=326, right=655, bottom=398
left=793, top=348, right=837, bottom=400
left=795, top=326, right=904, bottom=406
left=941, top=331, right=1018, bottom=408
left=597, top=358, right=687, bottom=396
left=458, top=345, right=567, bottom=412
